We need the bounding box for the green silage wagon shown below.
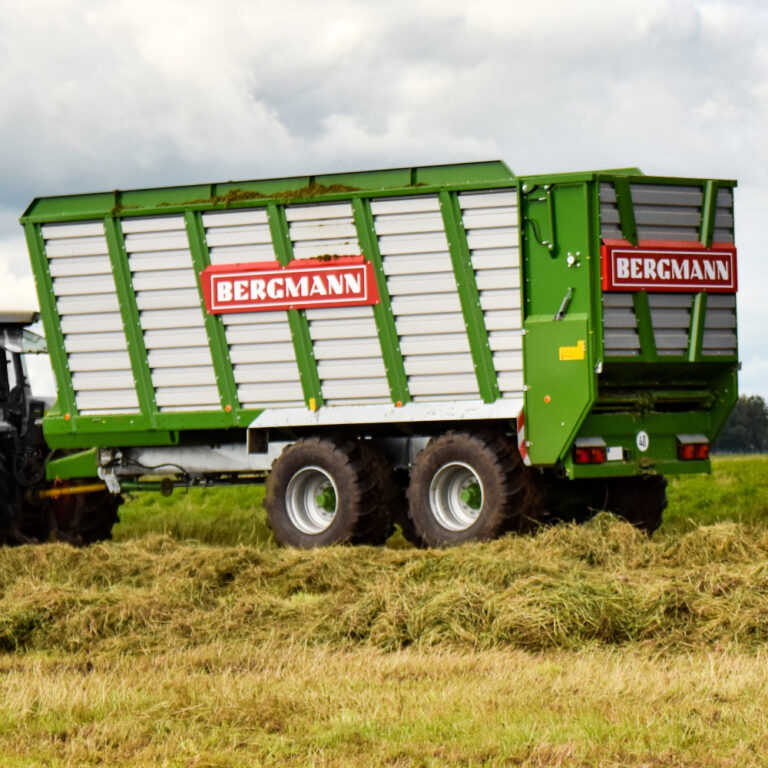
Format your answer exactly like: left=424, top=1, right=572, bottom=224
left=10, top=161, right=737, bottom=545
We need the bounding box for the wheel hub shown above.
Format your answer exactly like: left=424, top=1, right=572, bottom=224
left=285, top=466, right=339, bottom=535
left=428, top=462, right=484, bottom=532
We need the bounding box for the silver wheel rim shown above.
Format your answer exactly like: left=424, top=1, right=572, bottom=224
left=428, top=462, right=484, bottom=532
left=285, top=466, right=339, bottom=535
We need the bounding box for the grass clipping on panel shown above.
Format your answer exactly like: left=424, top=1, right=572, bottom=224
left=3, top=514, right=768, bottom=655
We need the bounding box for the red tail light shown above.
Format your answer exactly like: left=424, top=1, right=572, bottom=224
left=677, top=435, right=709, bottom=461
left=573, top=445, right=607, bottom=464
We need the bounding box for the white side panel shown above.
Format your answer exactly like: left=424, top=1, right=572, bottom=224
left=123, top=215, right=220, bottom=413
left=288, top=202, right=390, bottom=406
left=203, top=209, right=303, bottom=410
left=42, top=221, right=139, bottom=415
left=371, top=195, right=479, bottom=403
left=458, top=190, right=523, bottom=399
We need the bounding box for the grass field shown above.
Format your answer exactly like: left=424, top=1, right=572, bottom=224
left=2, top=456, right=768, bottom=766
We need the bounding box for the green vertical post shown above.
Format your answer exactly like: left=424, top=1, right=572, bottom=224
left=438, top=189, right=500, bottom=403
left=351, top=197, right=411, bottom=405
left=631, top=292, right=657, bottom=359
left=688, top=293, right=707, bottom=362
left=266, top=203, right=324, bottom=408
left=184, top=211, right=241, bottom=420
left=613, top=178, right=638, bottom=245
left=23, top=222, right=78, bottom=417
left=103, top=217, right=158, bottom=425
left=699, top=180, right=718, bottom=248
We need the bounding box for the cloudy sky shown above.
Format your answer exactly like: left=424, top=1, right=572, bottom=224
left=1, top=0, right=766, bottom=396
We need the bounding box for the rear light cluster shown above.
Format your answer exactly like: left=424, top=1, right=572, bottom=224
left=677, top=434, right=709, bottom=461
left=573, top=445, right=606, bottom=464
left=573, top=438, right=607, bottom=465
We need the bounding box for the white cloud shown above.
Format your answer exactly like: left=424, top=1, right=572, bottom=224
left=0, top=0, right=766, bottom=400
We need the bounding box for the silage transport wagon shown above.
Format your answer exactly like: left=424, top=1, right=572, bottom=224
left=18, top=161, right=738, bottom=545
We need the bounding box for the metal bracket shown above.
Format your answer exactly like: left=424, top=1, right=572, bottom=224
left=554, top=287, right=574, bottom=321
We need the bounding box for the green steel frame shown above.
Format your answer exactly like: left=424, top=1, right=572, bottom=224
left=21, top=160, right=738, bottom=484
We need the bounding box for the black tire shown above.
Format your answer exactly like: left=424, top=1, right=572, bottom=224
left=353, top=441, right=398, bottom=545
left=405, top=430, right=526, bottom=547
left=602, top=475, right=667, bottom=533
left=265, top=436, right=384, bottom=548
left=47, top=490, right=124, bottom=545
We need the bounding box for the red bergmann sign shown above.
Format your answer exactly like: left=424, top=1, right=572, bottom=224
left=601, top=239, right=737, bottom=294
left=200, top=256, right=380, bottom=314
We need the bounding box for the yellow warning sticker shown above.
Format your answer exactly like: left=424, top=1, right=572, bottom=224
left=559, top=340, right=586, bottom=361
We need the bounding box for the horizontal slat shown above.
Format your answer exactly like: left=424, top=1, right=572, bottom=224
left=654, top=331, right=688, bottom=350
left=470, top=249, right=519, bottom=270
left=64, top=332, right=129, bottom=353
left=289, top=221, right=357, bottom=240
left=72, top=370, right=135, bottom=391
left=129, top=252, right=194, bottom=272
left=155, top=387, right=220, bottom=407
left=391, top=294, right=462, bottom=316
left=498, top=372, right=524, bottom=391
left=139, top=308, right=207, bottom=330
left=121, top=216, right=185, bottom=234
left=53, top=274, right=116, bottom=296
left=381, top=254, right=453, bottom=277
left=60, top=313, right=123, bottom=334
left=408, top=374, right=479, bottom=397
left=704, top=311, right=736, bottom=330
left=650, top=310, right=690, bottom=329
left=226, top=326, right=293, bottom=344
left=377, top=232, right=449, bottom=256
left=479, top=290, right=521, bottom=312
left=292, top=243, right=360, bottom=260
left=466, top=229, right=518, bottom=250
left=205, top=227, right=273, bottom=248
left=68, top=351, right=133, bottom=372
left=202, top=209, right=269, bottom=227
left=386, top=274, right=456, bottom=295
left=237, top=382, right=305, bottom=404
left=648, top=295, right=693, bottom=309
left=75, top=391, right=140, bottom=411
left=604, top=331, right=641, bottom=350
left=136, top=288, right=201, bottom=311
left=208, top=244, right=277, bottom=264
left=57, top=294, right=120, bottom=315
left=232, top=362, right=303, bottom=384
left=123, top=232, right=190, bottom=253
left=143, top=328, right=210, bottom=349
left=399, top=334, right=472, bottom=356
left=147, top=347, right=213, bottom=367
left=44, top=239, right=110, bottom=258
left=133, top=270, right=198, bottom=291
left=370, top=196, right=440, bottom=216
left=313, top=340, right=381, bottom=361
left=42, top=222, right=105, bottom=239
left=458, top=191, right=517, bottom=209
left=493, top=351, right=523, bottom=371
left=321, top=380, right=391, bottom=400
left=49, top=255, right=112, bottom=278
left=476, top=269, right=519, bottom=290
left=395, top=314, right=466, bottom=336
left=372, top=213, right=446, bottom=237
left=488, top=331, right=522, bottom=352
left=707, top=294, right=736, bottom=309
left=221, top=311, right=289, bottom=326
left=317, top=358, right=387, bottom=379
left=151, top=368, right=217, bottom=387
left=629, top=185, right=703, bottom=207
left=603, top=309, right=638, bottom=329
left=702, top=331, right=737, bottom=348
left=308, top=318, right=383, bottom=340
left=285, top=203, right=353, bottom=221
left=228, top=343, right=297, bottom=364
left=402, top=354, right=474, bottom=376
left=304, top=306, right=373, bottom=321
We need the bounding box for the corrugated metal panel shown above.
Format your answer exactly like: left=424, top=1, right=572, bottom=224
left=287, top=201, right=360, bottom=261
left=203, top=209, right=303, bottom=410
left=123, top=215, right=220, bottom=413
left=649, top=293, right=692, bottom=356
left=703, top=294, right=737, bottom=355
left=42, top=220, right=140, bottom=415
left=602, top=293, right=640, bottom=356
left=371, top=195, right=479, bottom=403
left=459, top=190, right=522, bottom=399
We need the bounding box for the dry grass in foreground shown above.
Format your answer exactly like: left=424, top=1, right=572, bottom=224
left=1, top=643, right=767, bottom=767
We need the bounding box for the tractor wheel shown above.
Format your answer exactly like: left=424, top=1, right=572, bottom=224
left=602, top=475, right=667, bottom=533
left=47, top=490, right=124, bottom=545
left=265, top=436, right=384, bottom=548
left=353, top=441, right=399, bottom=545
left=405, top=430, right=526, bottom=547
